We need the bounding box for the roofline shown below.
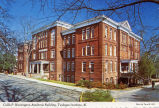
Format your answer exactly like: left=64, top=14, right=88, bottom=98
left=31, top=21, right=73, bottom=35
left=61, top=15, right=142, bottom=41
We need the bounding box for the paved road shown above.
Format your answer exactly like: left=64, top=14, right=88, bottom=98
left=111, top=84, right=159, bottom=102
left=0, top=74, right=81, bottom=102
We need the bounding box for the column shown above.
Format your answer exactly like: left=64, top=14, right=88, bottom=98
left=120, top=62, right=122, bottom=73
left=40, top=63, right=44, bottom=75
left=37, top=64, right=39, bottom=73
left=132, top=63, right=134, bottom=72
left=29, top=64, right=31, bottom=73
left=32, top=64, right=35, bottom=74
left=129, top=62, right=131, bottom=72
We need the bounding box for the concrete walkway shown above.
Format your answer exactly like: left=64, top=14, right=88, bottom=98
left=7, top=74, right=88, bottom=92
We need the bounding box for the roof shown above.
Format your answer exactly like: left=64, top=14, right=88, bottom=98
left=31, top=21, right=73, bottom=35
left=32, top=15, right=142, bottom=41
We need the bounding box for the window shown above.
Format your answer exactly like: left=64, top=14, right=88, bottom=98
left=91, top=27, right=94, bottom=38
left=114, top=30, right=116, bottom=41
left=33, top=53, right=36, bottom=60
left=33, top=38, right=36, bottom=50
left=91, top=46, right=94, bottom=56
left=63, top=49, right=66, bottom=58
left=51, top=50, right=55, bottom=58
left=82, top=30, right=85, bottom=40
left=90, top=78, right=94, bottom=82
left=110, top=28, right=112, bottom=40
left=39, top=53, right=40, bottom=59
left=114, top=62, right=117, bottom=72
left=39, top=42, right=40, bottom=49
left=82, top=62, right=86, bottom=72
left=72, top=34, right=75, bottom=44
left=41, top=52, right=44, bottom=59
left=122, top=33, right=126, bottom=44
left=105, top=61, right=108, bottom=73
left=68, top=36, right=71, bottom=45
left=43, top=40, right=45, bottom=48
left=72, top=61, right=75, bottom=71
left=86, top=45, right=91, bottom=56
left=82, top=47, right=85, bottom=56
left=114, top=46, right=116, bottom=56
left=51, top=29, right=55, bottom=46
left=64, top=37, right=66, bottom=45
left=67, top=49, right=70, bottom=58
left=86, top=28, right=90, bottom=39
left=40, top=41, right=42, bottom=48
left=63, top=62, right=66, bottom=72
left=110, top=45, right=112, bottom=56
left=72, top=48, right=75, bottom=58
left=105, top=26, right=107, bottom=38
left=105, top=44, right=107, bottom=56
left=71, top=75, right=74, bottom=83
left=110, top=61, right=113, bottom=72
left=50, top=62, right=55, bottom=72
left=43, top=52, right=46, bottom=59
left=67, top=62, right=71, bottom=71
left=89, top=62, right=94, bottom=73
left=110, top=77, right=113, bottom=83
left=46, top=32, right=47, bottom=37
left=67, top=76, right=70, bottom=82
left=106, top=78, right=109, bottom=83
left=45, top=40, right=47, bottom=47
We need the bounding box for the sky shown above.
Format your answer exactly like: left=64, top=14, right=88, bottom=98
left=1, top=0, right=159, bottom=41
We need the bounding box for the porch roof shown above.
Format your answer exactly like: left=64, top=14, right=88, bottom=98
left=120, top=60, right=138, bottom=63
left=30, top=60, right=50, bottom=64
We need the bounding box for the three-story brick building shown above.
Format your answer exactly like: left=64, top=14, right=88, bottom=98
left=18, top=15, right=142, bottom=84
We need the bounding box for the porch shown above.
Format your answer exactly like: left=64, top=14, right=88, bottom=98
left=29, top=61, right=49, bottom=79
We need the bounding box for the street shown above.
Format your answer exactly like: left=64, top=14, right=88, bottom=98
left=111, top=84, right=159, bottom=102
left=0, top=74, right=159, bottom=102
left=0, top=74, right=81, bottom=102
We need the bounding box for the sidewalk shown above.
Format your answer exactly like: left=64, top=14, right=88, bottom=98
left=7, top=74, right=88, bottom=92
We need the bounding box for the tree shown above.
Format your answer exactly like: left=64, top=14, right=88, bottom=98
left=0, top=0, right=17, bottom=54
left=0, top=52, right=16, bottom=73
left=29, top=0, right=159, bottom=26
left=138, top=53, right=156, bottom=79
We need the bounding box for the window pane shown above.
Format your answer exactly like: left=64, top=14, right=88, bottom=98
left=82, top=47, right=85, bottom=56
left=72, top=48, right=75, bottom=58
left=114, top=30, right=116, bottom=41
left=82, top=30, right=85, bottom=40
left=86, top=28, right=90, bottom=39
left=91, top=46, right=94, bottom=56
left=82, top=62, right=86, bottom=72
left=91, top=27, right=94, bottom=38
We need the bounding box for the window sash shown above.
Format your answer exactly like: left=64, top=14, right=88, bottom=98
left=82, top=62, right=86, bottom=72
left=72, top=48, right=75, bottom=58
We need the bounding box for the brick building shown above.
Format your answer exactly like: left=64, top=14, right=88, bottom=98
left=17, top=41, right=31, bottom=75
left=18, top=15, right=142, bottom=84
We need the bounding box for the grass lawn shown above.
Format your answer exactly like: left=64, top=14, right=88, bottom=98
left=36, top=78, right=76, bottom=86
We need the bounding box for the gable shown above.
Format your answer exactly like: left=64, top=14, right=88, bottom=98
left=119, top=20, right=132, bottom=31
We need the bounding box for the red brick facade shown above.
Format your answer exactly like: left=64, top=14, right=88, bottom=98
left=18, top=15, right=141, bottom=84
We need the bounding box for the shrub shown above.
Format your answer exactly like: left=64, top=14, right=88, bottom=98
left=116, top=82, right=127, bottom=89
left=76, top=80, right=92, bottom=88
left=91, top=82, right=103, bottom=88
left=103, top=83, right=116, bottom=89
left=82, top=89, right=113, bottom=102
